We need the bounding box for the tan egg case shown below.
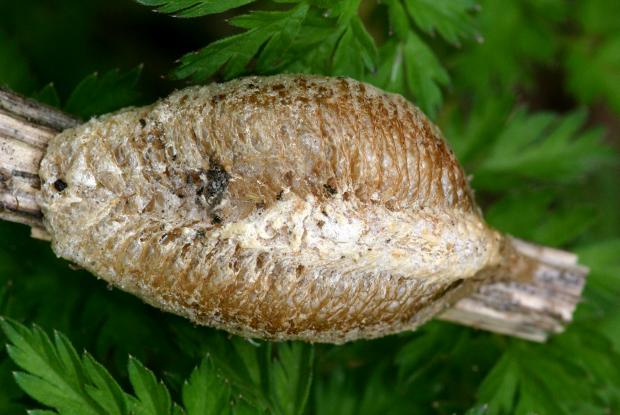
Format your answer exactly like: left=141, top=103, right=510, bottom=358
left=38, top=75, right=531, bottom=343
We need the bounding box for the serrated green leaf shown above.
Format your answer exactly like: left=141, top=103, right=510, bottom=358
left=453, top=0, right=565, bottom=93
left=231, top=339, right=265, bottom=394
left=182, top=355, right=231, bottom=415
left=476, top=352, right=520, bottom=414
left=370, top=39, right=405, bottom=93
left=476, top=331, right=620, bottom=415
left=279, top=9, right=341, bottom=74
left=65, top=66, right=142, bottom=119
left=250, top=6, right=314, bottom=73
left=465, top=405, right=488, bottom=415
left=576, top=239, right=620, bottom=319
left=269, top=343, right=314, bottom=415
left=566, top=37, right=620, bottom=114
left=13, top=372, right=87, bottom=415
left=32, top=83, right=61, bottom=108
left=485, top=191, right=596, bottom=246
left=174, top=4, right=309, bottom=81
left=1, top=320, right=260, bottom=415
left=136, top=0, right=254, bottom=17
left=196, top=336, right=270, bottom=410
left=313, top=369, right=357, bottom=415
left=473, top=109, right=610, bottom=190
left=440, top=98, right=514, bottom=164
left=513, top=375, right=568, bottom=415
left=396, top=324, right=467, bottom=384
left=82, top=353, right=128, bottom=415
left=349, top=16, right=378, bottom=72
left=402, top=32, right=449, bottom=116
left=332, top=19, right=377, bottom=79
left=0, top=319, right=102, bottom=415
left=334, top=0, right=361, bottom=22
left=385, top=0, right=410, bottom=39
left=128, top=356, right=172, bottom=415
left=315, top=360, right=423, bottom=415
left=53, top=330, right=87, bottom=394
left=370, top=32, right=449, bottom=117
left=173, top=2, right=381, bottom=84
left=404, top=0, right=479, bottom=45
left=172, top=403, right=186, bottom=415
left=564, top=0, right=620, bottom=114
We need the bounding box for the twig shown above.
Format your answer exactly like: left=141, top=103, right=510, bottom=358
left=440, top=238, right=588, bottom=341
left=0, top=88, right=78, bottom=239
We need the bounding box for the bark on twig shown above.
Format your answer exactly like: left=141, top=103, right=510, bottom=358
left=0, top=87, right=78, bottom=239
left=440, top=238, right=588, bottom=341
left=0, top=88, right=588, bottom=341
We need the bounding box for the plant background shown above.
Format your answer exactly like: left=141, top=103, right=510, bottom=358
left=0, top=0, right=619, bottom=414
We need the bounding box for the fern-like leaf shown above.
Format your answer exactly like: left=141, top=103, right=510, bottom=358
left=268, top=343, right=314, bottom=415
left=128, top=356, right=173, bottom=415
left=472, top=109, right=610, bottom=190
left=403, top=0, right=479, bottom=45
left=372, top=32, right=448, bottom=117
left=136, top=0, right=255, bottom=17
left=174, top=4, right=309, bottom=81
left=65, top=66, right=142, bottom=119
left=476, top=331, right=620, bottom=414
left=182, top=355, right=231, bottom=415
left=0, top=318, right=107, bottom=415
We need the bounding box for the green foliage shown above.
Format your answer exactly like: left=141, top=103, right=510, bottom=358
left=577, top=240, right=620, bottom=319
left=565, top=0, right=620, bottom=113
left=477, top=330, right=620, bottom=414
left=1, top=0, right=620, bottom=414
left=171, top=0, right=480, bottom=116
left=472, top=109, right=609, bottom=190
left=314, top=366, right=410, bottom=415
left=65, top=67, right=143, bottom=119
left=128, top=356, right=174, bottom=415
left=484, top=191, right=596, bottom=246
left=0, top=319, right=315, bottom=415
left=403, top=0, right=478, bottom=46
left=268, top=343, right=314, bottom=415
left=175, top=4, right=311, bottom=81
left=33, top=83, right=62, bottom=108
left=0, top=30, right=35, bottom=93
left=452, top=0, right=566, bottom=94
left=373, top=32, right=449, bottom=117
left=169, top=327, right=315, bottom=415
left=9, top=67, right=143, bottom=120
left=1, top=318, right=119, bottom=415
left=136, top=0, right=255, bottom=17
left=182, top=357, right=231, bottom=415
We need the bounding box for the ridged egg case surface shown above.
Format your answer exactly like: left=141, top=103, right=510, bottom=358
left=38, top=75, right=502, bottom=343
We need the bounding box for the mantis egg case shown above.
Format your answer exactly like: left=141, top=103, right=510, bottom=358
left=38, top=75, right=508, bottom=343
